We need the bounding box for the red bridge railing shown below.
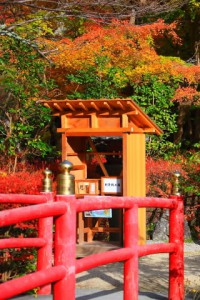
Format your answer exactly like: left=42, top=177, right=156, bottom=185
left=0, top=193, right=184, bottom=300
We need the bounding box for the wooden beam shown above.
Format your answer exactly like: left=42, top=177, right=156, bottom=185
left=72, top=165, right=85, bottom=170
left=66, top=102, right=75, bottom=111
left=96, top=111, right=121, bottom=116
left=103, top=101, right=112, bottom=110
left=126, top=101, right=138, bottom=114
left=111, top=111, right=125, bottom=116
left=90, top=114, right=98, bottom=128
left=73, top=112, right=85, bottom=116
left=122, top=114, right=128, bottom=128
left=86, top=151, right=122, bottom=156
left=57, top=128, right=121, bottom=133
left=43, top=103, right=51, bottom=109
left=95, top=111, right=123, bottom=116
left=53, top=103, right=63, bottom=112
left=91, top=227, right=121, bottom=233
left=77, top=213, right=84, bottom=243
left=126, top=100, right=135, bottom=107
left=91, top=101, right=100, bottom=111
left=57, top=127, right=145, bottom=135
left=59, top=112, right=90, bottom=117
left=126, top=111, right=139, bottom=115
left=117, top=100, right=126, bottom=110
left=57, top=128, right=122, bottom=134
left=58, top=131, right=122, bottom=137
left=67, top=152, right=79, bottom=156
left=96, top=111, right=110, bottom=116
left=88, top=137, right=109, bottom=177
left=143, top=128, right=156, bottom=133
left=79, top=102, right=88, bottom=111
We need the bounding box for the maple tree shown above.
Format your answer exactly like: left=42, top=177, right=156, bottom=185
left=44, top=19, right=200, bottom=93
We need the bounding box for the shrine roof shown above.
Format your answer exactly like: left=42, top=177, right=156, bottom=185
left=39, top=98, right=163, bottom=135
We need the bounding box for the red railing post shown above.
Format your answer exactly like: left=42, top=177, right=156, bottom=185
left=169, top=195, right=184, bottom=300
left=124, top=204, right=138, bottom=300
left=37, top=192, right=54, bottom=295
left=54, top=195, right=76, bottom=300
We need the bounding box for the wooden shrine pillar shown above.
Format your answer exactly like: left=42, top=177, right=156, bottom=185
left=123, top=133, right=146, bottom=244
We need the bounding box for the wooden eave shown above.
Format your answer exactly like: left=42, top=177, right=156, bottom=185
left=39, top=99, right=163, bottom=136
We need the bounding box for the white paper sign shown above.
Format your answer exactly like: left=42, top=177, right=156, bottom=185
left=102, top=177, right=122, bottom=194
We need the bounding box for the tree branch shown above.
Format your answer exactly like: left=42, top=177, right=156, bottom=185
left=0, top=0, right=190, bottom=22
left=0, top=25, right=53, bottom=63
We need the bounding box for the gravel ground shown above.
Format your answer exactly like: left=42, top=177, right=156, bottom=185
left=76, top=242, right=200, bottom=298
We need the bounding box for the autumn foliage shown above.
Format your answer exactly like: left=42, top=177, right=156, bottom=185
left=43, top=19, right=200, bottom=102
left=0, top=167, right=43, bottom=283
left=0, top=171, right=42, bottom=194
left=172, top=86, right=200, bottom=103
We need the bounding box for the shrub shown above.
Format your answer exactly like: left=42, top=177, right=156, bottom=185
left=0, top=165, right=44, bottom=284
left=146, top=156, right=187, bottom=197
left=146, top=154, right=200, bottom=242
left=0, top=171, right=43, bottom=195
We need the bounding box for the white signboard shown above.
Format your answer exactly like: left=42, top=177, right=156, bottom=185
left=101, top=177, right=122, bottom=194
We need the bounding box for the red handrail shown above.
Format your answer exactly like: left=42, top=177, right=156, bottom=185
left=0, top=192, right=55, bottom=295
left=0, top=193, right=184, bottom=300
left=0, top=193, right=49, bottom=204
left=0, top=266, right=66, bottom=299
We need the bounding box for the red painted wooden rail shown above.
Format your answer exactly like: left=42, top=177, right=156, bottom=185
left=0, top=193, right=184, bottom=300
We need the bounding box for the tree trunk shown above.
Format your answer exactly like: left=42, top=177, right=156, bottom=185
left=129, top=9, right=136, bottom=24
left=195, top=41, right=200, bottom=65
left=174, top=104, right=191, bottom=144
left=194, top=108, right=200, bottom=143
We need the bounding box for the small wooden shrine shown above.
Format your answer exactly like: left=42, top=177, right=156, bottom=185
left=41, top=99, right=162, bottom=248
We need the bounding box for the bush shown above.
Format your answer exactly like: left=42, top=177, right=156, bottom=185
left=0, top=171, right=43, bottom=195
left=146, top=154, right=200, bottom=242
left=0, top=165, right=44, bottom=284
left=146, top=156, right=187, bottom=197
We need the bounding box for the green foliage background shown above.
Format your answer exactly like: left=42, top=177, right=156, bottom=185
left=0, top=38, right=55, bottom=168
